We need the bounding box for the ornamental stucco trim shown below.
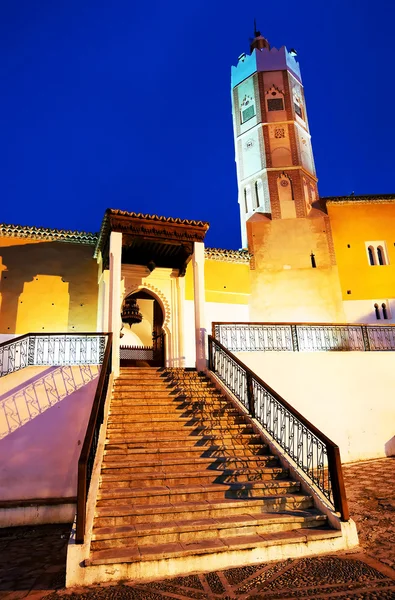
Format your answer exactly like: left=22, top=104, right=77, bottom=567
left=123, top=281, right=171, bottom=332
left=205, top=247, right=251, bottom=264
left=0, top=223, right=98, bottom=246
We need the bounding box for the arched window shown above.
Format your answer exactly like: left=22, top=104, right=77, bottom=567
left=255, top=180, right=264, bottom=209
left=374, top=303, right=381, bottom=320
left=368, top=246, right=375, bottom=266
left=377, top=246, right=385, bottom=265
left=244, top=188, right=248, bottom=213
left=382, top=303, right=388, bottom=319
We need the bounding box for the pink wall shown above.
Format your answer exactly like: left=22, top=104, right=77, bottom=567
left=0, top=367, right=98, bottom=501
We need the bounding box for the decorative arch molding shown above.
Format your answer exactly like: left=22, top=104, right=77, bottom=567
left=123, top=282, right=171, bottom=332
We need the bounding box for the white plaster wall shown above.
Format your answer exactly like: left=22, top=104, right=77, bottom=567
left=0, top=333, right=19, bottom=344
left=0, top=365, right=99, bottom=501
left=235, top=351, right=395, bottom=464
left=343, top=299, right=395, bottom=324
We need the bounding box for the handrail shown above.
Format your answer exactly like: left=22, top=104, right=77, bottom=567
left=208, top=335, right=349, bottom=521
left=76, top=333, right=113, bottom=544
left=0, top=332, right=107, bottom=377
left=212, top=321, right=395, bottom=352
left=212, top=321, right=395, bottom=328
left=0, top=333, right=30, bottom=350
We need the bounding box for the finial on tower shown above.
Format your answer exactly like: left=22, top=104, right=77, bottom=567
left=250, top=19, right=270, bottom=53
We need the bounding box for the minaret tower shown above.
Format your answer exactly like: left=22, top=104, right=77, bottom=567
left=232, top=27, right=319, bottom=248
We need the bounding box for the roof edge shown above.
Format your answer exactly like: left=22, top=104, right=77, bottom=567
left=0, top=223, right=98, bottom=245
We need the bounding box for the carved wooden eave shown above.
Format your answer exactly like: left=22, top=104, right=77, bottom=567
left=95, top=209, right=210, bottom=275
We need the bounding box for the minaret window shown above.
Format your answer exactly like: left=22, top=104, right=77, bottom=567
left=293, top=93, right=305, bottom=120
left=255, top=180, right=264, bottom=209
left=382, top=303, right=388, bottom=319
left=268, top=98, right=284, bottom=111
left=265, top=86, right=285, bottom=112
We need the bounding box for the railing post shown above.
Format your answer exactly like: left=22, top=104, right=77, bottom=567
left=361, top=325, right=370, bottom=351
left=246, top=371, right=255, bottom=418
left=291, top=325, right=299, bottom=352
left=326, top=445, right=349, bottom=521
left=76, top=462, right=86, bottom=544
left=208, top=336, right=213, bottom=371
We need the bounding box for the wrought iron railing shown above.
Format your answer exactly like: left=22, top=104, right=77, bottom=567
left=120, top=332, right=165, bottom=366
left=213, top=322, right=395, bottom=352
left=76, top=333, right=113, bottom=544
left=208, top=335, right=349, bottom=521
left=0, top=333, right=106, bottom=377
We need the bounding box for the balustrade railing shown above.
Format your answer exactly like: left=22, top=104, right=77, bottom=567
left=208, top=335, right=349, bottom=521
left=0, top=333, right=106, bottom=377
left=76, top=333, right=112, bottom=544
left=213, top=322, right=395, bottom=352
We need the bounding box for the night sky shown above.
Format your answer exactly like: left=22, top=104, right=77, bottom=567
left=1, top=0, right=393, bottom=249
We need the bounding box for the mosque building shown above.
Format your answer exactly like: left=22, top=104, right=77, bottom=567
left=2, top=26, right=395, bottom=584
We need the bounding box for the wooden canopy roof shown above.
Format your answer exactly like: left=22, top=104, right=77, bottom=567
left=95, top=209, right=210, bottom=275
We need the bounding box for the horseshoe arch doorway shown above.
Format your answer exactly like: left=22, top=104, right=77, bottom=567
left=120, top=290, right=165, bottom=367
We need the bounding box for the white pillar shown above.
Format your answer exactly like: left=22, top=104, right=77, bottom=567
left=192, top=242, right=206, bottom=371
left=177, top=275, right=186, bottom=367
left=108, top=231, right=122, bottom=376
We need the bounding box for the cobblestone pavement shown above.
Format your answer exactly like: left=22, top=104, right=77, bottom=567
left=343, top=456, right=395, bottom=570
left=1, top=457, right=395, bottom=600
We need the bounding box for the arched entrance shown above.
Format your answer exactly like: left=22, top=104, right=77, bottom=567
left=120, top=290, right=165, bottom=367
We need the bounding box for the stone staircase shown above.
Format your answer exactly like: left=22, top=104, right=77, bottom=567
left=87, top=367, right=342, bottom=578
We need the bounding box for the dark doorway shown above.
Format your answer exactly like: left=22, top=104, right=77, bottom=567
left=120, top=290, right=165, bottom=367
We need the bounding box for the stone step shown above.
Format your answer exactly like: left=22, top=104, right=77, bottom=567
left=105, top=434, right=262, bottom=448
left=100, top=455, right=280, bottom=475
left=106, top=422, right=254, bottom=433
left=97, top=480, right=301, bottom=506
left=91, top=511, right=328, bottom=550
left=100, top=466, right=290, bottom=487
left=88, top=527, right=341, bottom=566
left=103, top=444, right=269, bottom=461
left=115, top=379, right=216, bottom=387
left=94, top=494, right=315, bottom=527
left=108, top=408, right=242, bottom=419
left=111, top=393, right=225, bottom=403
left=107, top=415, right=246, bottom=426
left=109, top=397, right=229, bottom=408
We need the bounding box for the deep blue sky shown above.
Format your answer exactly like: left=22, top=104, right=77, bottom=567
left=1, top=0, right=393, bottom=249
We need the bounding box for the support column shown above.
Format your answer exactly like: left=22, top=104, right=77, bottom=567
left=177, top=275, right=185, bottom=367
left=192, top=242, right=206, bottom=371
left=108, top=231, right=122, bottom=376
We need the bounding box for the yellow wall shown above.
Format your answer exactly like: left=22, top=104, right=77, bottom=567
left=185, top=259, right=250, bottom=304
left=0, top=237, right=98, bottom=334
left=327, top=202, right=395, bottom=301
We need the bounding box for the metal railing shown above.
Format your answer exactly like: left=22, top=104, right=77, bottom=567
left=213, top=322, right=395, bottom=352
left=0, top=333, right=107, bottom=377
left=76, top=333, right=113, bottom=544
left=208, top=335, right=349, bottom=521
